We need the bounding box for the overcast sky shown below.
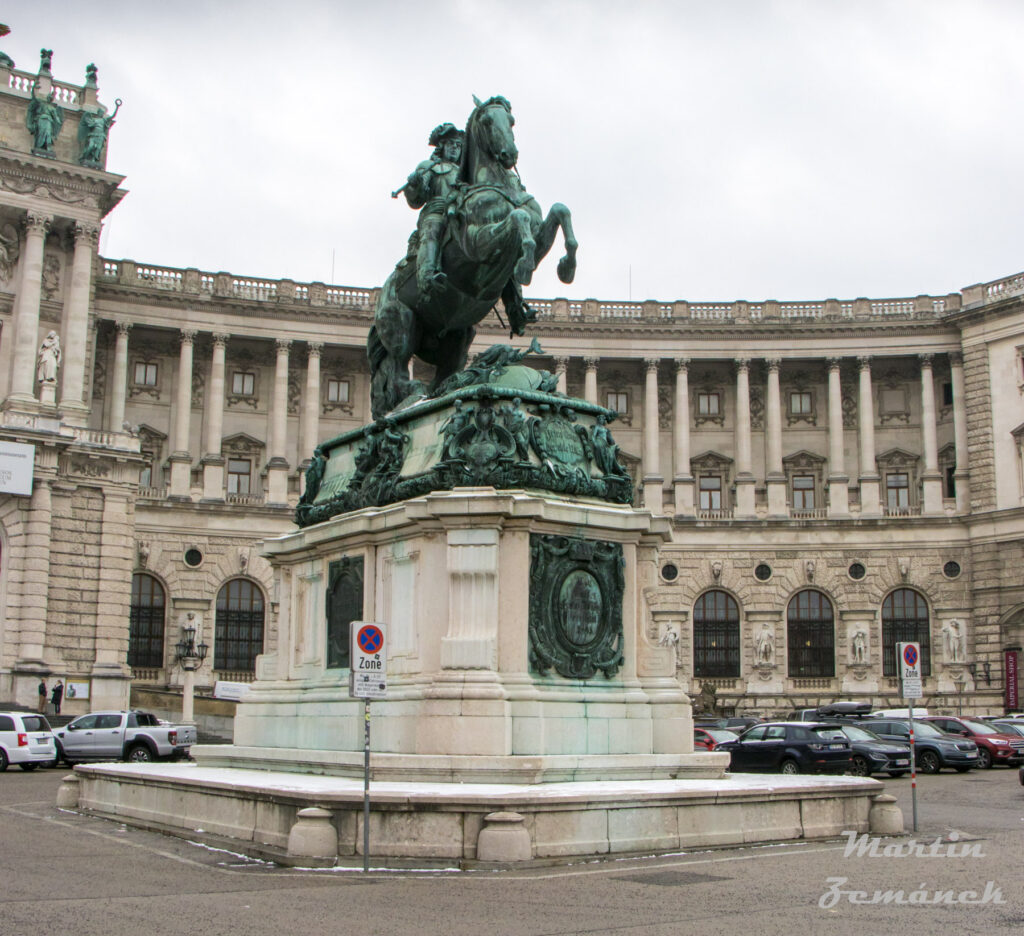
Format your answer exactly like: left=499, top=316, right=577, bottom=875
left=9, top=1, right=1024, bottom=303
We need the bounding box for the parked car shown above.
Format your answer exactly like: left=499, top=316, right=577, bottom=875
left=832, top=723, right=912, bottom=777
left=693, top=727, right=739, bottom=751
left=786, top=702, right=873, bottom=722
left=694, top=716, right=764, bottom=732
left=919, top=715, right=1024, bottom=769
left=716, top=722, right=853, bottom=775
left=52, top=711, right=196, bottom=764
left=986, top=720, right=1024, bottom=739
left=860, top=718, right=978, bottom=773
left=0, top=711, right=57, bottom=771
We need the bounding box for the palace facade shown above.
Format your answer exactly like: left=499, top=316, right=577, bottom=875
left=1, top=51, right=1022, bottom=718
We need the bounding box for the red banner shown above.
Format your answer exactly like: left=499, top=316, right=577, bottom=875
left=1006, top=650, right=1020, bottom=711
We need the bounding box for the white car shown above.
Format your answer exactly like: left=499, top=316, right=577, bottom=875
left=0, top=712, right=57, bottom=771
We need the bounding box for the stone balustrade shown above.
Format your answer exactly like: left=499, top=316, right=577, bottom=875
left=98, top=255, right=993, bottom=326
left=4, top=67, right=85, bottom=108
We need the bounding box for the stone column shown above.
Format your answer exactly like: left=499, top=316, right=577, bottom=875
left=642, top=358, right=663, bottom=513
left=827, top=357, right=850, bottom=516
left=58, top=221, right=101, bottom=422
left=734, top=357, right=755, bottom=517
left=672, top=358, right=694, bottom=515
left=919, top=353, right=943, bottom=514
left=7, top=212, right=52, bottom=403
left=857, top=356, right=881, bottom=516
left=18, top=478, right=52, bottom=662
left=266, top=338, right=291, bottom=504
left=90, top=489, right=133, bottom=710
left=201, top=333, right=228, bottom=501
left=583, top=357, right=599, bottom=405
left=300, top=342, right=323, bottom=488
left=764, top=358, right=787, bottom=516
left=168, top=329, right=196, bottom=500
left=108, top=321, right=130, bottom=433
left=554, top=356, right=569, bottom=395
left=950, top=351, right=971, bottom=513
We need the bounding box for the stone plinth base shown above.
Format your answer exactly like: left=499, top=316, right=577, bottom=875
left=193, top=746, right=727, bottom=782
left=69, top=762, right=888, bottom=865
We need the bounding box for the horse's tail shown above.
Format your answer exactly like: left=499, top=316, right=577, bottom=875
left=367, top=324, right=386, bottom=380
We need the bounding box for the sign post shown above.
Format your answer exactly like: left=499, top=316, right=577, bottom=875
left=349, top=621, right=387, bottom=873
left=898, top=641, right=922, bottom=832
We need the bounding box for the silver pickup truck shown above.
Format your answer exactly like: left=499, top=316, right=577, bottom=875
left=53, top=710, right=196, bottom=764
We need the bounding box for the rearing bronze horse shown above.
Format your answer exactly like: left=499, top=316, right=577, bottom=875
left=368, top=96, right=577, bottom=418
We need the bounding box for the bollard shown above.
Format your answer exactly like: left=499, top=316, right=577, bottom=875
left=286, top=806, right=338, bottom=859
left=476, top=811, right=532, bottom=862
left=55, top=774, right=80, bottom=809
left=868, top=793, right=904, bottom=835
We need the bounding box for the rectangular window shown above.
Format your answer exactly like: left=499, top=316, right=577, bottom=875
left=886, top=472, right=909, bottom=508
left=789, top=391, right=812, bottom=415
left=232, top=372, right=255, bottom=396
left=792, top=475, right=815, bottom=509
left=942, top=381, right=954, bottom=406
left=227, top=458, right=251, bottom=495
left=327, top=378, right=350, bottom=403
left=697, top=392, right=720, bottom=416
left=699, top=475, right=722, bottom=510
left=138, top=462, right=152, bottom=488
left=945, top=465, right=956, bottom=499
left=605, top=391, right=629, bottom=414
left=133, top=362, right=158, bottom=386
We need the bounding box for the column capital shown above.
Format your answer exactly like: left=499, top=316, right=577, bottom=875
left=918, top=352, right=934, bottom=368
left=179, top=328, right=197, bottom=346
left=827, top=356, right=843, bottom=370
left=857, top=355, right=872, bottom=371
left=734, top=357, right=750, bottom=373
left=276, top=338, right=292, bottom=354
left=24, top=211, right=52, bottom=236
left=308, top=341, right=324, bottom=357
left=553, top=356, right=569, bottom=373
left=674, top=357, right=690, bottom=373
left=583, top=356, right=599, bottom=370
left=643, top=357, right=660, bottom=373
left=949, top=351, right=963, bottom=367
left=765, top=357, right=781, bottom=372
left=212, top=332, right=230, bottom=348
left=73, top=221, right=101, bottom=245
left=114, top=320, right=132, bottom=337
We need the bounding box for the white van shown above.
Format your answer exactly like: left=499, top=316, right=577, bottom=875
left=0, top=711, right=57, bottom=771
left=870, top=708, right=930, bottom=718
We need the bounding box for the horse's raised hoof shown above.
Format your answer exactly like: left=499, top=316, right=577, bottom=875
left=514, top=258, right=534, bottom=286
left=557, top=255, right=577, bottom=284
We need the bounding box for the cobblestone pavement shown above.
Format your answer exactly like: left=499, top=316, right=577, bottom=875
left=1, top=766, right=1021, bottom=936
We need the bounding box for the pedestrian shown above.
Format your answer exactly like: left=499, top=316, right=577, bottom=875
left=38, top=678, right=47, bottom=713
left=51, top=680, right=64, bottom=715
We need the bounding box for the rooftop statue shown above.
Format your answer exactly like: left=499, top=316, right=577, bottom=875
left=0, top=24, right=14, bottom=68
left=27, top=87, right=64, bottom=157
left=79, top=98, right=122, bottom=168
left=368, top=95, right=578, bottom=419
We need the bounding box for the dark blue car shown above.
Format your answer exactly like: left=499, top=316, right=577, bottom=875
left=717, top=722, right=853, bottom=775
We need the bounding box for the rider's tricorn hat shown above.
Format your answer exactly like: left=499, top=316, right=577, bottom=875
left=429, top=122, right=464, bottom=147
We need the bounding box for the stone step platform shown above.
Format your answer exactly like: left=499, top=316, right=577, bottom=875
left=59, top=762, right=900, bottom=867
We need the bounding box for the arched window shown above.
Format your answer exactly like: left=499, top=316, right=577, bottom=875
left=787, top=590, right=835, bottom=677
left=881, top=588, right=931, bottom=677
left=129, top=573, right=166, bottom=668
left=693, top=590, right=741, bottom=678
left=215, top=578, right=265, bottom=673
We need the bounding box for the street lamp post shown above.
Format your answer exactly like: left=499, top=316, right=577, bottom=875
left=175, top=613, right=209, bottom=724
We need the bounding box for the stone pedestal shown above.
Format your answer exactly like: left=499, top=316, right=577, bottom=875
left=204, top=488, right=709, bottom=781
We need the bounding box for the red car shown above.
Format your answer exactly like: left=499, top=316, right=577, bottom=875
left=693, top=727, right=740, bottom=751
left=920, top=716, right=1024, bottom=769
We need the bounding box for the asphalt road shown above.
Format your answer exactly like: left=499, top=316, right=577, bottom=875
left=1, top=765, right=1021, bottom=936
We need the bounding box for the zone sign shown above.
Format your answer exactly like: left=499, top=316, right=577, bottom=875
left=898, top=642, right=922, bottom=680
left=349, top=621, right=387, bottom=699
